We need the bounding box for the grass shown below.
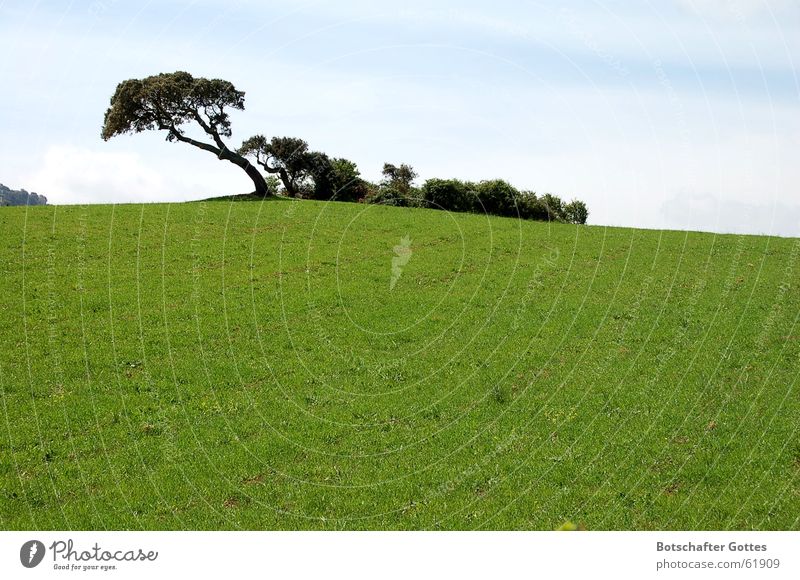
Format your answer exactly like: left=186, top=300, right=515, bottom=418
left=1, top=198, right=798, bottom=530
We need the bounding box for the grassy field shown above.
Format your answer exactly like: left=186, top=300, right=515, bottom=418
left=1, top=198, right=798, bottom=530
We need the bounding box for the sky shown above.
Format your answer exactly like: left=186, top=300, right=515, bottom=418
left=0, top=0, right=798, bottom=236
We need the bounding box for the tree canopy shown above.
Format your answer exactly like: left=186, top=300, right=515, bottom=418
left=238, top=135, right=316, bottom=197
left=101, top=71, right=270, bottom=196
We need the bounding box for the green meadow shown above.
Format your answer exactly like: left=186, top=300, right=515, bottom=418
left=1, top=199, right=798, bottom=530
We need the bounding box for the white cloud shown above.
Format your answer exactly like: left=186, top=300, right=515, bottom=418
left=25, top=145, right=178, bottom=205
left=660, top=192, right=800, bottom=236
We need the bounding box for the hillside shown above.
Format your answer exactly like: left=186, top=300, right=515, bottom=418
left=1, top=199, right=798, bottom=530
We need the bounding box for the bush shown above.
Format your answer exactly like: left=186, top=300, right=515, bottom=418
left=366, top=162, right=421, bottom=207
left=421, top=178, right=475, bottom=212
left=265, top=176, right=282, bottom=195
left=539, top=193, right=565, bottom=221
left=564, top=199, right=589, bottom=224
left=328, top=158, right=365, bottom=202
left=517, top=191, right=550, bottom=221
left=474, top=179, right=521, bottom=218
left=308, top=157, right=371, bottom=202
left=366, top=185, right=422, bottom=207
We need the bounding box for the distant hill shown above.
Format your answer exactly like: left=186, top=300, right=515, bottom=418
left=0, top=183, right=47, bottom=206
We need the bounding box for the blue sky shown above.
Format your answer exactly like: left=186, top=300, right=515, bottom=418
left=1, top=0, right=798, bottom=235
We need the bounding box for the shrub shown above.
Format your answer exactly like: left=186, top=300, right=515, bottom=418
left=366, top=162, right=421, bottom=207
left=517, top=191, right=551, bottom=221
left=563, top=199, right=589, bottom=224
left=421, top=178, right=475, bottom=212
left=328, top=158, right=366, bottom=202
left=539, top=193, right=565, bottom=221
left=307, top=157, right=371, bottom=202
left=265, top=176, right=282, bottom=195
left=474, top=179, right=521, bottom=217
left=366, top=185, right=422, bottom=207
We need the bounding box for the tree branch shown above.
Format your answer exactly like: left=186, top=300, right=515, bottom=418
left=170, top=129, right=221, bottom=156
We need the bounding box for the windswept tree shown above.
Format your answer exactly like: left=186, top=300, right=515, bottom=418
left=101, top=71, right=270, bottom=196
left=238, top=135, right=316, bottom=197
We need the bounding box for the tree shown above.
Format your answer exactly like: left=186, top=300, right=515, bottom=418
left=264, top=175, right=283, bottom=195
left=367, top=163, right=419, bottom=206
left=564, top=199, right=589, bottom=224
left=238, top=135, right=319, bottom=197
left=381, top=163, right=417, bottom=196
left=101, top=71, right=270, bottom=196
left=475, top=179, right=520, bottom=217
left=517, top=191, right=549, bottom=221
left=421, top=178, right=475, bottom=212
left=540, top=193, right=565, bottom=221
left=305, top=151, right=335, bottom=199
left=311, top=157, right=370, bottom=202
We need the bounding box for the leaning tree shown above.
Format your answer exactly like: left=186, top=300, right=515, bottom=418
left=101, top=71, right=270, bottom=196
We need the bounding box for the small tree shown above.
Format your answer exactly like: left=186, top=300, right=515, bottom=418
left=540, top=193, right=565, bottom=221
left=381, top=163, right=417, bottom=195
left=421, top=178, right=475, bottom=212
left=239, top=135, right=319, bottom=197
left=517, top=191, right=550, bottom=221
left=564, top=199, right=589, bottom=224
left=329, top=158, right=364, bottom=201
left=367, top=163, right=419, bottom=206
left=305, top=151, right=335, bottom=199
left=101, top=71, right=270, bottom=196
left=309, top=157, right=369, bottom=202
left=265, top=175, right=282, bottom=195
left=475, top=179, right=520, bottom=217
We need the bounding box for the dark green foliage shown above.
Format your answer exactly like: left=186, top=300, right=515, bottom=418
left=517, top=191, right=551, bottom=221
left=367, top=163, right=421, bottom=206
left=421, top=178, right=476, bottom=212
left=101, top=71, right=270, bottom=196
left=238, top=135, right=314, bottom=197
left=304, top=152, right=334, bottom=199
left=101, top=71, right=243, bottom=141
left=0, top=183, right=47, bottom=206
left=540, top=193, right=566, bottom=221
left=238, top=134, right=371, bottom=202
left=474, top=179, right=521, bottom=217
left=417, top=178, right=588, bottom=225
left=311, top=157, right=371, bottom=202
left=381, top=163, right=417, bottom=194
left=366, top=186, right=415, bottom=207
left=564, top=199, right=589, bottom=224
left=265, top=175, right=282, bottom=195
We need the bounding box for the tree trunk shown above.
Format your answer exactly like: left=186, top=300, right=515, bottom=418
left=236, top=157, right=270, bottom=196
left=171, top=132, right=271, bottom=197
left=221, top=150, right=270, bottom=197
left=278, top=168, right=298, bottom=197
